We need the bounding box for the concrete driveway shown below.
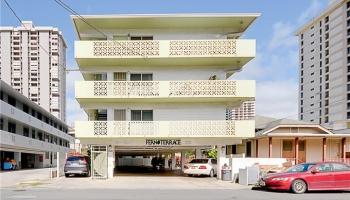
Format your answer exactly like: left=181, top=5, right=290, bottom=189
left=1, top=175, right=349, bottom=200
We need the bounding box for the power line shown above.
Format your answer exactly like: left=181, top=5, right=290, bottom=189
left=3, top=0, right=67, bottom=71
left=53, top=0, right=107, bottom=38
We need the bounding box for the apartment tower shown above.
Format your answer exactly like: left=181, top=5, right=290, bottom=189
left=296, top=0, right=350, bottom=132
left=0, top=21, right=66, bottom=121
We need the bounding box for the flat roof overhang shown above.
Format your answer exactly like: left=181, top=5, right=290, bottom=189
left=75, top=57, right=253, bottom=69
left=72, top=13, right=260, bottom=40
left=76, top=97, right=254, bottom=105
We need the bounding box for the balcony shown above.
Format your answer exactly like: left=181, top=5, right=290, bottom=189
left=0, top=130, right=70, bottom=153
left=75, top=39, right=255, bottom=68
left=75, top=120, right=254, bottom=138
left=75, top=80, right=255, bottom=103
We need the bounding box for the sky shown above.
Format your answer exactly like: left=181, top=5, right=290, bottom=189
left=1, top=0, right=333, bottom=126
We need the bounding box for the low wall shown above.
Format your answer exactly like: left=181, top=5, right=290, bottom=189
left=229, top=157, right=288, bottom=175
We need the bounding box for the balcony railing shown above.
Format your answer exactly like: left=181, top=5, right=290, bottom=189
left=75, top=80, right=255, bottom=99
left=75, top=120, right=255, bottom=138
left=75, top=39, right=255, bottom=59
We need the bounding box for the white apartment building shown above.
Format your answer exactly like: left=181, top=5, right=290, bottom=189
left=73, top=13, right=258, bottom=179
left=0, top=21, right=66, bottom=121
left=296, top=0, right=350, bottom=132
left=0, top=80, right=73, bottom=173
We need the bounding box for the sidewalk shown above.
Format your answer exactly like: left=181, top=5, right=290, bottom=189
left=0, top=168, right=55, bottom=188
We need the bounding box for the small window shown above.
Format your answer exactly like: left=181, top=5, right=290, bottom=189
left=283, top=140, right=293, bottom=151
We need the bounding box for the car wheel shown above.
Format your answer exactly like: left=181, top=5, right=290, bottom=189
left=209, top=169, right=214, bottom=178
left=65, top=174, right=69, bottom=178
left=188, top=174, right=193, bottom=177
left=291, top=179, right=307, bottom=194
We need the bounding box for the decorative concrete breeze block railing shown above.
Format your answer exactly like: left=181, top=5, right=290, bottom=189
left=91, top=120, right=235, bottom=137
left=92, top=80, right=236, bottom=97
left=92, top=39, right=237, bottom=57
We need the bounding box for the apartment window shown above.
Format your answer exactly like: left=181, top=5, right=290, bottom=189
left=114, top=72, right=127, bottom=81
left=130, top=73, right=153, bottom=81
left=23, top=127, right=29, bottom=137
left=114, top=109, right=126, bottom=121
left=347, top=19, right=350, bottom=27
left=348, top=84, right=350, bottom=91
left=0, top=118, right=3, bottom=130
left=301, top=48, right=303, bottom=54
left=37, top=112, right=42, bottom=120
left=311, top=33, right=314, bottom=37
left=130, top=36, right=153, bottom=40
left=96, top=109, right=107, bottom=121
left=311, top=72, right=314, bottom=76
left=301, top=107, right=303, bottom=113
left=246, top=141, right=252, bottom=157
left=7, top=96, right=16, bottom=107
left=131, top=110, right=153, bottom=121
left=22, top=104, right=29, bottom=113
left=38, top=132, right=43, bottom=141
left=93, top=73, right=107, bottom=81
left=348, top=75, right=350, bottom=82
left=300, top=115, right=303, bottom=120
left=348, top=112, right=350, bottom=119
left=31, top=109, right=36, bottom=117
left=300, top=100, right=303, bottom=105
left=32, top=130, right=36, bottom=139
left=348, top=102, right=350, bottom=110
left=325, top=116, right=329, bottom=123
left=301, top=78, right=303, bottom=83
left=301, top=92, right=303, bottom=98
left=301, top=70, right=303, bottom=76
left=301, top=34, right=303, bottom=39
left=325, top=24, right=329, bottom=31
left=8, top=122, right=16, bottom=133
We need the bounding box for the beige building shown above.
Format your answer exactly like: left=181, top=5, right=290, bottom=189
left=230, top=116, right=350, bottom=165
left=0, top=21, right=66, bottom=121
left=72, top=13, right=259, bottom=179
left=296, top=0, right=350, bottom=132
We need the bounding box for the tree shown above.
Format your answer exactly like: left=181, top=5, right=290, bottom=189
left=206, top=148, right=217, bottom=159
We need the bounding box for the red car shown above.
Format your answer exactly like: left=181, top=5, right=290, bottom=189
left=259, top=162, right=350, bottom=193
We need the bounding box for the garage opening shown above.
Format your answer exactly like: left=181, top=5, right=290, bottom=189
left=114, top=146, right=205, bottom=177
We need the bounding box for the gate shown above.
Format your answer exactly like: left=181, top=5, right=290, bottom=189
left=91, top=145, right=108, bottom=179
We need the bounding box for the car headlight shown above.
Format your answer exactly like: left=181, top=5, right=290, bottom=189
left=272, top=177, right=289, bottom=181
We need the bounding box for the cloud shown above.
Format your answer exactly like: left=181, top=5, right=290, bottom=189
left=256, top=80, right=298, bottom=119
left=297, top=0, right=323, bottom=24
left=231, top=0, right=327, bottom=120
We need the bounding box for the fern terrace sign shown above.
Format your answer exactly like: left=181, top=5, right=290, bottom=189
left=145, top=139, right=181, bottom=146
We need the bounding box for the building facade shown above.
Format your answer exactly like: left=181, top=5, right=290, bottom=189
left=73, top=13, right=258, bottom=179
left=0, top=80, right=73, bottom=172
left=296, top=0, right=350, bottom=131
left=0, top=21, right=66, bottom=121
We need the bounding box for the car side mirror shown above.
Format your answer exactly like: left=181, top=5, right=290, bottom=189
left=311, top=169, right=319, bottom=174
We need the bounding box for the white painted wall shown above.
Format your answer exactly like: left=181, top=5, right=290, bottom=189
left=305, top=139, right=323, bottom=162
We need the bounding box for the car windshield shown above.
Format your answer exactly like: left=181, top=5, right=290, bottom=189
left=286, top=163, right=315, bottom=173
left=67, top=157, right=84, bottom=162
left=190, top=159, right=208, bottom=164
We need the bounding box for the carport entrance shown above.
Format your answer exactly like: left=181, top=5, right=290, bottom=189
left=114, top=146, right=207, bottom=177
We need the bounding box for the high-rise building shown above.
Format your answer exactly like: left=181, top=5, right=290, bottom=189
left=296, top=0, right=350, bottom=131
left=0, top=21, right=66, bottom=121
left=73, top=13, right=258, bottom=179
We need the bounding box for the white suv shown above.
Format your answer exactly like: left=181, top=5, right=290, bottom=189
left=184, top=158, right=217, bottom=177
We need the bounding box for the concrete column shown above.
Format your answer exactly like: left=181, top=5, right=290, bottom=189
left=107, top=150, right=115, bottom=179
left=14, top=152, right=21, bottom=169
left=295, top=137, right=299, bottom=164
left=56, top=152, right=60, bottom=177
left=255, top=140, right=259, bottom=157
left=268, top=137, right=272, bottom=158
left=107, top=72, right=114, bottom=81
left=171, top=153, right=176, bottom=170
left=165, top=155, right=169, bottom=169
left=341, top=138, right=346, bottom=161
left=181, top=151, right=186, bottom=172
left=217, top=145, right=226, bottom=180
left=195, top=148, right=202, bottom=158
left=322, top=138, right=327, bottom=161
